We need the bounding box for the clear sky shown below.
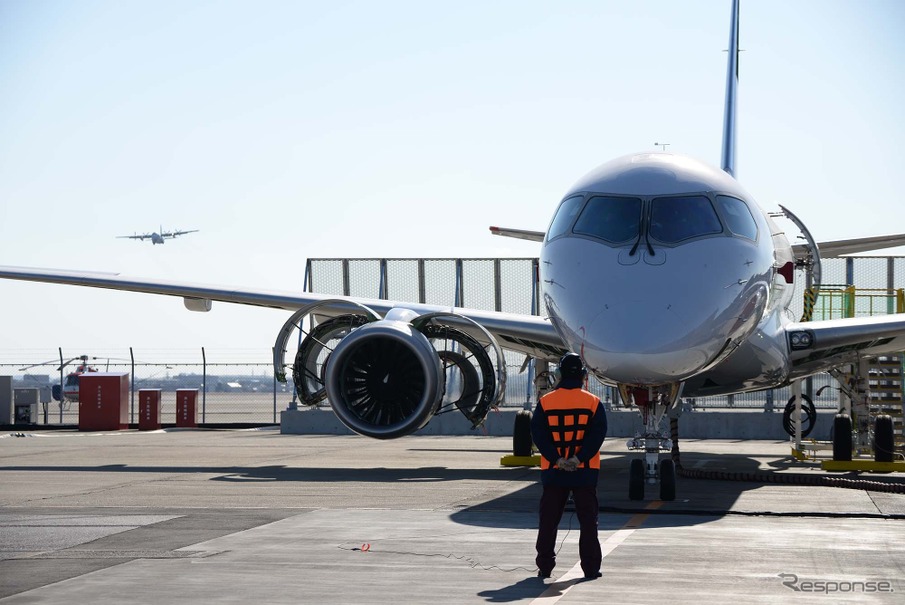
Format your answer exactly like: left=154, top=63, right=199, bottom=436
left=1, top=0, right=904, bottom=363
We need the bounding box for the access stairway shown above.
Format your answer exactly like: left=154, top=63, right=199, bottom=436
left=869, top=353, right=904, bottom=449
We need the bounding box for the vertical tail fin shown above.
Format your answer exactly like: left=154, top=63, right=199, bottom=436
left=720, top=0, right=740, bottom=177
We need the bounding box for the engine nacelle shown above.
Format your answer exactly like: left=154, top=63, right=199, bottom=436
left=324, top=319, right=444, bottom=439
left=274, top=303, right=506, bottom=439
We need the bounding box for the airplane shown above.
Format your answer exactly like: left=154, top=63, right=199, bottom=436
left=117, top=227, right=199, bottom=245
left=2, top=0, right=905, bottom=500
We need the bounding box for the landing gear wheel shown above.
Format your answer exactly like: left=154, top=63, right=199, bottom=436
left=832, top=414, right=853, bottom=462
left=874, top=414, right=894, bottom=463
left=513, top=410, right=533, bottom=457
left=659, top=458, right=676, bottom=501
left=629, top=458, right=645, bottom=501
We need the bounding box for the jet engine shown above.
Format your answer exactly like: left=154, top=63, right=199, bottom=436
left=274, top=304, right=505, bottom=440
left=323, top=319, right=444, bottom=439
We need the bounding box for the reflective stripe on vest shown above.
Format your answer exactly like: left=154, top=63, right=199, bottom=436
left=539, top=388, right=601, bottom=470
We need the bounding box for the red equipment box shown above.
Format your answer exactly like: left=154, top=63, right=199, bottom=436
left=175, top=389, right=199, bottom=427
left=138, top=389, right=162, bottom=430
left=78, top=373, right=129, bottom=431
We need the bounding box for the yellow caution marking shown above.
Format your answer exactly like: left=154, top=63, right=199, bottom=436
left=500, top=454, right=541, bottom=467
left=821, top=460, right=905, bottom=472
left=499, top=452, right=604, bottom=467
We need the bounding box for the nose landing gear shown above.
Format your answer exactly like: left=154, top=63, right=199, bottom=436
left=622, top=384, right=681, bottom=501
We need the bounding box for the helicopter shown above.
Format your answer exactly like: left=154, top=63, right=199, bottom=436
left=19, top=355, right=105, bottom=403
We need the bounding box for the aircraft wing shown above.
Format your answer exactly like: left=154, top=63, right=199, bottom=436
left=786, top=314, right=905, bottom=379
left=163, top=229, right=199, bottom=238
left=793, top=233, right=905, bottom=259
left=0, top=265, right=566, bottom=361
left=489, top=226, right=545, bottom=242
left=117, top=234, right=150, bottom=240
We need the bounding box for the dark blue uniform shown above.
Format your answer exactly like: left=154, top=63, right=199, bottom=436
left=530, top=376, right=608, bottom=578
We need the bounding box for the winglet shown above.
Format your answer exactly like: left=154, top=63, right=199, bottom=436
left=720, top=0, right=740, bottom=177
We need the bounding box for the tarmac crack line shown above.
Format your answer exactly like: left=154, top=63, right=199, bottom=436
left=864, top=489, right=885, bottom=515
left=15, top=472, right=190, bottom=506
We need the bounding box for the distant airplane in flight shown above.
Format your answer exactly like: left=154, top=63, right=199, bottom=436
left=117, top=227, right=199, bottom=245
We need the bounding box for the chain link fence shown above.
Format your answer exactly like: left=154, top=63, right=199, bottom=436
left=2, top=349, right=284, bottom=426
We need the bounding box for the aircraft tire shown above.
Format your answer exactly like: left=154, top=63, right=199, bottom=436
left=629, top=458, right=644, bottom=501
left=513, top=410, right=533, bottom=457
left=832, top=414, right=853, bottom=462
left=874, top=414, right=895, bottom=463
left=659, top=458, right=676, bottom=501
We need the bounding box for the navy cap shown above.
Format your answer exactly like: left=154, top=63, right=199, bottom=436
left=559, top=353, right=585, bottom=379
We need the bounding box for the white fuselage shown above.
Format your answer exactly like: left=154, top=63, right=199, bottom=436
left=540, top=153, right=795, bottom=394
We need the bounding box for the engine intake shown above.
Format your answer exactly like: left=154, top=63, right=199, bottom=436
left=325, top=320, right=443, bottom=439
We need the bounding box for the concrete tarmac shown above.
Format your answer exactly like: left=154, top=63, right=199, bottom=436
left=1, top=428, right=904, bottom=604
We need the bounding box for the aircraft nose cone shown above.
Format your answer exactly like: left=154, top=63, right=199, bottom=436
left=541, top=233, right=771, bottom=386
left=580, top=295, right=725, bottom=384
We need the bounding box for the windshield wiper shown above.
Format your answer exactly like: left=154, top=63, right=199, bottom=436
left=629, top=215, right=656, bottom=256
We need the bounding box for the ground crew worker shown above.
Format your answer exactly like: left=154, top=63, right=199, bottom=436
left=531, top=352, right=607, bottom=580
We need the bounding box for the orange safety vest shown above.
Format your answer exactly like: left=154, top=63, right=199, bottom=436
left=539, top=388, right=601, bottom=470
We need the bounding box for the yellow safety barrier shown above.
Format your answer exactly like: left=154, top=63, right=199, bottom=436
left=806, top=286, right=905, bottom=320
left=803, top=285, right=850, bottom=321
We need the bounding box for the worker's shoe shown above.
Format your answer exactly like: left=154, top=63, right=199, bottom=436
left=537, top=570, right=552, bottom=579
left=583, top=571, right=602, bottom=580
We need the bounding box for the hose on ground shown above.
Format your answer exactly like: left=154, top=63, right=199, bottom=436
left=670, top=417, right=905, bottom=494
left=677, top=466, right=905, bottom=494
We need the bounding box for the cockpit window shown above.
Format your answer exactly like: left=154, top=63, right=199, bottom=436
left=572, top=196, right=642, bottom=244
left=715, top=195, right=757, bottom=241
left=546, top=195, right=584, bottom=241
left=649, top=195, right=722, bottom=243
